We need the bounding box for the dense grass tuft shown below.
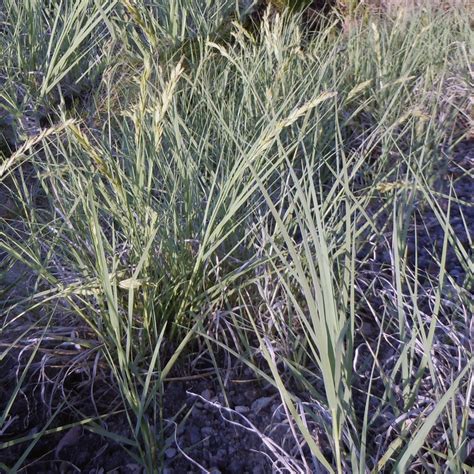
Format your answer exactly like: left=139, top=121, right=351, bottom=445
left=1, top=1, right=472, bottom=472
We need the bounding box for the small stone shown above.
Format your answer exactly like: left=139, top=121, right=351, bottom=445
left=188, top=426, right=201, bottom=444
left=251, top=396, right=274, bottom=414
left=125, top=464, right=142, bottom=473
left=235, top=405, right=250, bottom=414
left=229, top=459, right=244, bottom=471
left=201, top=426, right=214, bottom=437
left=209, top=468, right=221, bottom=474
left=165, top=448, right=177, bottom=459
left=215, top=448, right=227, bottom=460
left=232, top=393, right=246, bottom=405
left=201, top=389, right=213, bottom=400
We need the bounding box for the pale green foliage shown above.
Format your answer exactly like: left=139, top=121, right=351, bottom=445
left=0, top=1, right=472, bottom=472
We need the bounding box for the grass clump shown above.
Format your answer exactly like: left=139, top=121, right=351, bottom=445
left=0, top=1, right=472, bottom=472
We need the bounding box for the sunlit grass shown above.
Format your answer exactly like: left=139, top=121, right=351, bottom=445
left=0, top=1, right=472, bottom=472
